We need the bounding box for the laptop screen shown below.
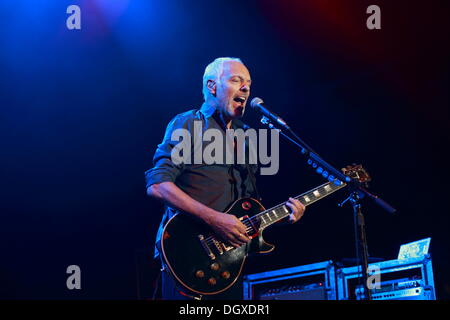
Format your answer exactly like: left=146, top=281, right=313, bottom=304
left=398, top=238, right=431, bottom=260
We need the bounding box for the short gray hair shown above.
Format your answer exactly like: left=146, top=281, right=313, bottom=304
left=202, top=57, right=243, bottom=101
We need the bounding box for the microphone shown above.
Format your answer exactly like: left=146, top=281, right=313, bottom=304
left=250, top=97, right=290, bottom=130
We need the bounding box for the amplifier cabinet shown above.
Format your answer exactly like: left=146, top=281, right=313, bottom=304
left=336, top=254, right=436, bottom=300
left=243, top=261, right=336, bottom=300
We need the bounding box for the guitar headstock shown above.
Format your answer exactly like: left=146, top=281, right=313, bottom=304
left=341, top=164, right=371, bottom=187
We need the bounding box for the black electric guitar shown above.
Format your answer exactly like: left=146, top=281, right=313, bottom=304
left=160, top=165, right=370, bottom=296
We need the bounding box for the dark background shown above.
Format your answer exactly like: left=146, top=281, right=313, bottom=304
left=1, top=0, right=449, bottom=299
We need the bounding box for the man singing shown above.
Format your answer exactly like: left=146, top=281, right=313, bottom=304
left=145, top=57, right=305, bottom=300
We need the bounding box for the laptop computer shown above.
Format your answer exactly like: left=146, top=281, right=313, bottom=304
left=397, top=238, right=431, bottom=260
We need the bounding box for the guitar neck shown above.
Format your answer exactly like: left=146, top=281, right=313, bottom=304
left=252, top=181, right=347, bottom=230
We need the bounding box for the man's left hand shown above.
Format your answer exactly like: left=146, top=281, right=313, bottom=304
left=286, top=197, right=306, bottom=224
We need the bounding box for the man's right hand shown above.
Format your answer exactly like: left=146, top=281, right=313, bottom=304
left=148, top=182, right=251, bottom=248
left=207, top=212, right=251, bottom=248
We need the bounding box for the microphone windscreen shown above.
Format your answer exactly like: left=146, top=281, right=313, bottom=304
left=250, top=97, right=264, bottom=109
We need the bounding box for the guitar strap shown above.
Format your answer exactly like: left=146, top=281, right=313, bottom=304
left=238, top=121, right=261, bottom=202
left=246, top=163, right=261, bottom=201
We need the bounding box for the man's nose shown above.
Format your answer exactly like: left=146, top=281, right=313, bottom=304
left=240, top=84, right=250, bottom=92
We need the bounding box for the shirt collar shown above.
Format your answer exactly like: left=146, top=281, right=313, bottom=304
left=200, top=102, right=217, bottom=118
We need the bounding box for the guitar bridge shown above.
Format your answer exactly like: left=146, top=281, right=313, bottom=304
left=212, top=238, right=224, bottom=254
left=198, top=234, right=216, bottom=260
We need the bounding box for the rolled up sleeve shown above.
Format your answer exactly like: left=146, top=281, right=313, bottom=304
left=145, top=115, right=191, bottom=189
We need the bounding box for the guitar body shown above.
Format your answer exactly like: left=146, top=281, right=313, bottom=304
left=160, top=197, right=274, bottom=296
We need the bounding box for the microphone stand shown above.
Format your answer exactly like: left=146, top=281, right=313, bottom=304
left=260, top=116, right=396, bottom=300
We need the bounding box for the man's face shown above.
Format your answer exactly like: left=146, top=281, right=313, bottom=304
left=214, top=61, right=251, bottom=120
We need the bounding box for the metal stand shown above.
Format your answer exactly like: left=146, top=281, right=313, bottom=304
left=338, top=191, right=372, bottom=300
left=350, top=192, right=371, bottom=300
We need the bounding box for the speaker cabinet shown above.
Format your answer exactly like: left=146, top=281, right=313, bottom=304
left=243, top=261, right=336, bottom=300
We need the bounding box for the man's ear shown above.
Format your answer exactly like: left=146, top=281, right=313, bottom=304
left=207, top=80, right=216, bottom=97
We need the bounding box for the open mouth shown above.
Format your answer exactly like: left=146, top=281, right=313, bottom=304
left=233, top=96, right=247, bottom=105
left=232, top=96, right=246, bottom=116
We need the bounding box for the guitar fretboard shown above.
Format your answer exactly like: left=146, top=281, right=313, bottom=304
left=247, top=181, right=346, bottom=230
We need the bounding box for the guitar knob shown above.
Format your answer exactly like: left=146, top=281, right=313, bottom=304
left=210, top=263, right=220, bottom=271
left=242, top=201, right=252, bottom=210
left=221, top=271, right=230, bottom=279
left=195, top=270, right=205, bottom=278
left=207, top=277, right=217, bottom=286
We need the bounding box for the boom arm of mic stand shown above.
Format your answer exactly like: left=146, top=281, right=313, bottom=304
left=358, top=186, right=397, bottom=214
